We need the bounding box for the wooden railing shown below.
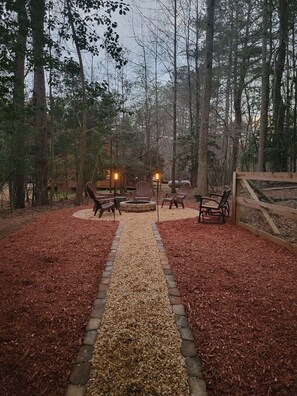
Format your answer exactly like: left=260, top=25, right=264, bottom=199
left=232, top=171, right=297, bottom=254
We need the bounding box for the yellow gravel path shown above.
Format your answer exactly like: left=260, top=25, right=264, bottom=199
left=73, top=207, right=198, bottom=396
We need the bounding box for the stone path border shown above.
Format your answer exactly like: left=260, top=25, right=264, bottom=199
left=65, top=219, right=207, bottom=396
left=64, top=223, right=123, bottom=396
left=152, top=223, right=207, bottom=396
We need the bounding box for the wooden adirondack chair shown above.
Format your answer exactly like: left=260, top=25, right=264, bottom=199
left=161, top=182, right=191, bottom=209
left=86, top=182, right=120, bottom=218
left=134, top=181, right=151, bottom=201
left=198, top=188, right=231, bottom=223
left=86, top=182, right=113, bottom=203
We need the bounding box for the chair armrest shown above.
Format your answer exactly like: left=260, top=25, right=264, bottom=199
left=174, top=193, right=186, bottom=200
left=199, top=197, right=220, bottom=207
left=209, top=193, right=222, bottom=199
left=98, top=197, right=114, bottom=203
left=101, top=201, right=115, bottom=209
left=200, top=195, right=212, bottom=201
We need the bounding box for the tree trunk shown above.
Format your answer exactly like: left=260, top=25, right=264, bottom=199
left=30, top=0, right=48, bottom=206
left=197, top=0, right=216, bottom=195
left=222, top=64, right=231, bottom=185
left=232, top=0, right=252, bottom=171
left=293, top=24, right=297, bottom=172
left=154, top=40, right=160, bottom=171
left=12, top=0, right=28, bottom=209
left=143, top=46, right=152, bottom=173
left=193, top=1, right=200, bottom=187
left=65, top=0, right=88, bottom=206
left=171, top=0, right=177, bottom=193
left=257, top=0, right=270, bottom=172
left=272, top=0, right=288, bottom=171
left=75, top=108, right=87, bottom=206
left=184, top=4, right=196, bottom=186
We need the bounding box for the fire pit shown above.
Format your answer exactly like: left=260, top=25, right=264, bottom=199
left=120, top=200, right=156, bottom=212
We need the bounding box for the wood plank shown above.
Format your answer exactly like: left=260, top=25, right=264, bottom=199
left=240, top=179, right=280, bottom=234
left=237, top=196, right=297, bottom=221
left=237, top=172, right=297, bottom=183
left=247, top=180, right=275, bottom=203
left=231, top=171, right=238, bottom=223
left=237, top=221, right=297, bottom=255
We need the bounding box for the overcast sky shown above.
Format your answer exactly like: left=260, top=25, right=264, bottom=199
left=82, top=0, right=172, bottom=87
left=112, top=0, right=172, bottom=82
left=115, top=0, right=159, bottom=49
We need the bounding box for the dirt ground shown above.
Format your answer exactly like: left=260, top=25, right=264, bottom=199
left=0, top=196, right=297, bottom=395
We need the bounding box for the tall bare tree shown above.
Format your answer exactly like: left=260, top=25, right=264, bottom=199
left=11, top=0, right=29, bottom=209
left=65, top=0, right=88, bottom=206
left=197, top=0, right=216, bottom=195
left=30, top=0, right=48, bottom=205
left=171, top=0, right=178, bottom=193
left=257, top=0, right=270, bottom=172
left=232, top=0, right=253, bottom=171
left=272, top=0, right=289, bottom=171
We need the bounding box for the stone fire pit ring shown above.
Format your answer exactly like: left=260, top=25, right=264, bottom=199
left=120, top=200, right=156, bottom=212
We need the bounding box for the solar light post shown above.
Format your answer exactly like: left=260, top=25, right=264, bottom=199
left=155, top=172, right=160, bottom=223
left=114, top=171, right=119, bottom=198
left=113, top=172, right=119, bottom=220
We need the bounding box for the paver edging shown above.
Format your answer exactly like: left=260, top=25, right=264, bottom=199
left=152, top=222, right=208, bottom=396
left=65, top=223, right=123, bottom=396
left=66, top=219, right=207, bottom=396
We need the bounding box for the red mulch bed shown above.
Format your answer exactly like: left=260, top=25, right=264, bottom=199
left=1, top=205, right=297, bottom=395
left=158, top=217, right=297, bottom=396
left=0, top=207, right=118, bottom=396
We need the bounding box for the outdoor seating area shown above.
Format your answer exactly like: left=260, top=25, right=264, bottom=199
left=85, top=180, right=233, bottom=226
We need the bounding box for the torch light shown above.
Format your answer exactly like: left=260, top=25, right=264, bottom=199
left=114, top=172, right=119, bottom=197
left=155, top=172, right=160, bottom=223
left=113, top=171, right=119, bottom=221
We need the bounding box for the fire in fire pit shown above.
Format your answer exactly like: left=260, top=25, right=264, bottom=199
left=120, top=200, right=156, bottom=212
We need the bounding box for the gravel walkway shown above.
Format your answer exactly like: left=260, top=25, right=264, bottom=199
left=69, top=207, right=205, bottom=396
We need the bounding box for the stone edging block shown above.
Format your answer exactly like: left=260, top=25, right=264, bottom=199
left=152, top=223, right=208, bottom=396
left=65, top=223, right=124, bottom=396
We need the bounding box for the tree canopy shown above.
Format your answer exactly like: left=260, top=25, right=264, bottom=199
left=1, top=0, right=296, bottom=207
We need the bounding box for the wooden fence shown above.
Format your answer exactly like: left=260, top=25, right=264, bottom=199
left=232, top=171, right=297, bottom=255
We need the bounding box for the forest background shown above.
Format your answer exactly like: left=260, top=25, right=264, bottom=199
left=0, top=0, right=296, bottom=209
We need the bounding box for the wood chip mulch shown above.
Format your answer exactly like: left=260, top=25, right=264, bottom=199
left=0, top=206, right=118, bottom=396
left=158, top=217, right=297, bottom=396
left=1, top=204, right=297, bottom=395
